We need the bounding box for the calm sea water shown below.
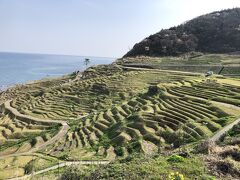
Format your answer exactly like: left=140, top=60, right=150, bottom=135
left=0, top=52, right=115, bottom=89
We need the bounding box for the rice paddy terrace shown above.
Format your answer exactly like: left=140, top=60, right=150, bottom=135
left=0, top=60, right=240, bottom=179
left=119, top=54, right=240, bottom=76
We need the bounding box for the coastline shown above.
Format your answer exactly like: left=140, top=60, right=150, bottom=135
left=0, top=52, right=115, bottom=95
left=0, top=74, right=70, bottom=106
left=0, top=64, right=94, bottom=96
left=0, top=74, right=68, bottom=93
left=0, top=84, right=14, bottom=92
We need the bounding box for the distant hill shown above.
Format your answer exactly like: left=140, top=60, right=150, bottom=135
left=124, top=8, right=240, bottom=57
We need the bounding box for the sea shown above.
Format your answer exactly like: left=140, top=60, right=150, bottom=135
left=0, top=52, right=115, bottom=90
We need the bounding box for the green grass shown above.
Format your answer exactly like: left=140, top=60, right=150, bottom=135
left=9, top=70, right=235, bottom=160
left=1, top=59, right=240, bottom=179
left=0, top=123, right=60, bottom=153
left=86, top=153, right=215, bottom=180
left=119, top=54, right=240, bottom=75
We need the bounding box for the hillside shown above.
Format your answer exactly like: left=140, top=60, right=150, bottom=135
left=124, top=8, right=240, bottom=57
left=118, top=54, right=240, bottom=76
left=0, top=62, right=240, bottom=179
left=1, top=8, right=240, bottom=180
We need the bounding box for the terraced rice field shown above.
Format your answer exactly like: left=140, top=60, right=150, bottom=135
left=48, top=87, right=232, bottom=158
left=1, top=62, right=240, bottom=180
left=0, top=106, right=59, bottom=156
left=0, top=64, right=239, bottom=163
left=0, top=154, right=58, bottom=179
left=119, top=54, right=240, bottom=75
left=167, top=80, right=240, bottom=106
left=11, top=67, right=191, bottom=121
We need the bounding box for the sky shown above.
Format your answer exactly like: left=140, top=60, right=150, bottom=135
left=1, top=0, right=240, bottom=58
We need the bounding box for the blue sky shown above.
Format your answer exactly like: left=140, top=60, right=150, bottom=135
left=1, top=0, right=240, bottom=57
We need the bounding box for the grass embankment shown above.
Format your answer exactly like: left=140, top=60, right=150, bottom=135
left=0, top=59, right=239, bottom=179
left=119, top=54, right=240, bottom=75
left=120, top=54, right=240, bottom=65
left=86, top=154, right=215, bottom=180
left=0, top=154, right=58, bottom=179
left=28, top=153, right=215, bottom=180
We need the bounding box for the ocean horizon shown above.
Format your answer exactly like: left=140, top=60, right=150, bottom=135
left=0, top=52, right=115, bottom=90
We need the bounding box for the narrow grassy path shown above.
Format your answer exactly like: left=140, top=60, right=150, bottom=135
left=210, top=117, right=240, bottom=142
left=7, top=160, right=110, bottom=180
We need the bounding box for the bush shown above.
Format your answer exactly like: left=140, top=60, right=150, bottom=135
left=24, top=160, right=35, bottom=174
left=42, top=134, right=50, bottom=141
left=60, top=166, right=84, bottom=180
left=167, top=155, right=185, bottom=163
left=119, top=92, right=127, bottom=100
left=127, top=140, right=143, bottom=154
left=217, top=117, right=232, bottom=126
left=98, top=134, right=111, bottom=148
left=196, top=140, right=215, bottom=154
left=114, top=146, right=124, bottom=156
left=228, top=123, right=240, bottom=136
left=59, top=154, right=69, bottom=160
left=147, top=86, right=159, bottom=95
left=30, top=138, right=37, bottom=147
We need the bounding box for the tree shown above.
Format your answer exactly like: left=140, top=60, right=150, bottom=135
left=24, top=159, right=35, bottom=174
left=84, top=58, right=90, bottom=68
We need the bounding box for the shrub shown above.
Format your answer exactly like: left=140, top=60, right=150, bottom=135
left=167, top=155, right=185, bottom=163
left=60, top=166, right=84, bottom=180
left=42, top=134, right=50, bottom=141
left=119, top=92, right=127, bottom=100
left=127, top=140, right=143, bottom=154
left=59, top=154, right=69, bottom=160
left=196, top=140, right=215, bottom=154
left=24, top=160, right=35, bottom=174
left=114, top=146, right=124, bottom=156
left=30, top=138, right=37, bottom=147
left=98, top=134, right=111, bottom=149
left=228, top=123, right=240, bottom=136
left=160, top=131, right=185, bottom=147
left=217, top=117, right=232, bottom=126
left=147, top=86, right=159, bottom=95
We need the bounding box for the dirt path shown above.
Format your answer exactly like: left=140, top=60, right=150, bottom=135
left=0, top=100, right=70, bottom=159
left=210, top=117, right=240, bottom=142
left=120, top=65, right=203, bottom=75
left=209, top=101, right=240, bottom=142
left=8, top=160, right=110, bottom=180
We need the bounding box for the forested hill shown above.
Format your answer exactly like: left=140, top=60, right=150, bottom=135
left=124, top=8, right=240, bottom=57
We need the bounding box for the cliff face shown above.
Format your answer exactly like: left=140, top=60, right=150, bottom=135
left=124, top=8, right=240, bottom=57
